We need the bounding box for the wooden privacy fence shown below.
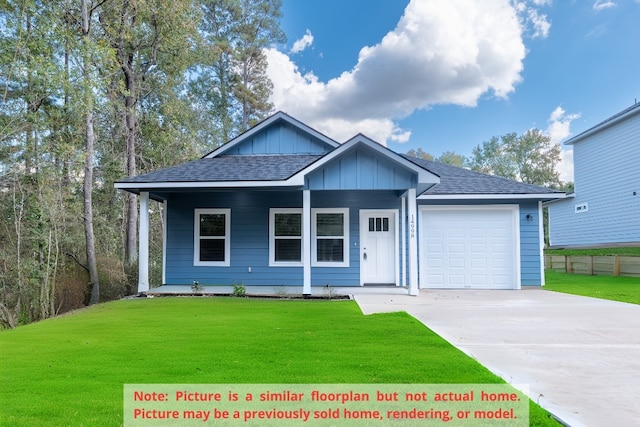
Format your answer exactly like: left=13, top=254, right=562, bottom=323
left=545, top=255, right=640, bottom=277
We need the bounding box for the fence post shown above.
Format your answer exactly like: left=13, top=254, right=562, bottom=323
left=613, top=256, right=621, bottom=276
left=566, top=256, right=573, bottom=274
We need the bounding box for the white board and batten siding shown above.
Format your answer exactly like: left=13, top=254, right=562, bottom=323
left=548, top=108, right=640, bottom=246
left=419, top=205, right=521, bottom=289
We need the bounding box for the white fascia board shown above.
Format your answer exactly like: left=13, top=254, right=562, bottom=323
left=418, top=193, right=566, bottom=200
left=542, top=193, right=575, bottom=206
left=203, top=112, right=339, bottom=158
left=114, top=179, right=303, bottom=190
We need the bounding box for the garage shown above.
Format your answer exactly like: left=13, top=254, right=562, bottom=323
left=419, top=206, right=520, bottom=289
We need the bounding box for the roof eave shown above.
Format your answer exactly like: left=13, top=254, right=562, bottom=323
left=418, top=193, right=566, bottom=200
left=114, top=177, right=305, bottom=191
left=565, top=102, right=640, bottom=145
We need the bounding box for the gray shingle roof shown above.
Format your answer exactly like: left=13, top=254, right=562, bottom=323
left=117, top=151, right=563, bottom=198
left=403, top=155, right=564, bottom=195
left=118, top=155, right=322, bottom=183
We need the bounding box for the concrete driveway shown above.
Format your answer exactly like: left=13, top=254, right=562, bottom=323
left=354, top=288, right=640, bottom=427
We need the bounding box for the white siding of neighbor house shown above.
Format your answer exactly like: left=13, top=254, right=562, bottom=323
left=549, top=109, right=640, bottom=246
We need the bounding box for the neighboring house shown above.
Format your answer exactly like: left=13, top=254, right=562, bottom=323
left=115, top=112, right=564, bottom=295
left=547, top=102, right=640, bottom=248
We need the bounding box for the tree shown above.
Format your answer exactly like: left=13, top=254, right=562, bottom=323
left=406, top=148, right=434, bottom=161
left=233, top=0, right=285, bottom=130
left=193, top=0, right=285, bottom=146
left=98, top=0, right=200, bottom=267
left=467, top=129, right=561, bottom=188
left=80, top=0, right=105, bottom=305
left=0, top=0, right=287, bottom=326
left=406, top=148, right=466, bottom=167
left=0, top=0, right=79, bottom=323
left=436, top=151, right=466, bottom=167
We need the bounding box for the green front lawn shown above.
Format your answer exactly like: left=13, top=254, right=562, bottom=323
left=545, top=270, right=640, bottom=304
left=0, top=298, right=558, bottom=426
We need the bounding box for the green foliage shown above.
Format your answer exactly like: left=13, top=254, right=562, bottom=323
left=436, top=150, right=467, bottom=167
left=406, top=148, right=434, bottom=161
left=232, top=283, right=246, bottom=297
left=406, top=148, right=467, bottom=166
left=467, top=130, right=562, bottom=188
left=191, top=0, right=286, bottom=146
left=0, top=0, right=286, bottom=325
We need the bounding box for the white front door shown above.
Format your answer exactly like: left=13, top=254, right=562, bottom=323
left=360, top=210, right=397, bottom=285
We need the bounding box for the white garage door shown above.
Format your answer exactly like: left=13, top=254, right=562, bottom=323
left=420, top=206, right=520, bottom=289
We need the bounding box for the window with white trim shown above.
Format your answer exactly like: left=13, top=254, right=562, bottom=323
left=270, top=208, right=302, bottom=266
left=194, top=209, right=230, bottom=266
left=312, top=208, right=349, bottom=267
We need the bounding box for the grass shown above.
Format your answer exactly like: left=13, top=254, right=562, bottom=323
left=545, top=246, right=640, bottom=256
left=545, top=270, right=640, bottom=304
left=0, top=298, right=558, bottom=426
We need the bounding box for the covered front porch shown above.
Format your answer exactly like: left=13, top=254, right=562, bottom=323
left=134, top=187, right=423, bottom=297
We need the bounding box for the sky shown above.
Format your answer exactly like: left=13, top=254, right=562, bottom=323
left=265, top=0, right=640, bottom=183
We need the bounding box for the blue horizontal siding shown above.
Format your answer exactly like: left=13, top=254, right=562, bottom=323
left=549, top=112, right=640, bottom=246
left=164, top=190, right=403, bottom=287
left=164, top=191, right=543, bottom=289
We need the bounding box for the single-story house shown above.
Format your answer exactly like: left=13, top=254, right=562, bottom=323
left=115, top=112, right=565, bottom=296
left=546, top=102, right=640, bottom=247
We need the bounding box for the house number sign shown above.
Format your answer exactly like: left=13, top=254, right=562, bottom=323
left=410, top=215, right=415, bottom=239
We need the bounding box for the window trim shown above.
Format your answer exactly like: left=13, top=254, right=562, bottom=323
left=269, top=208, right=303, bottom=267
left=312, top=208, right=349, bottom=267
left=194, top=208, right=231, bottom=267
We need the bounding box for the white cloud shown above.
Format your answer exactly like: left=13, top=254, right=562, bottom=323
left=593, top=0, right=616, bottom=10
left=513, top=1, right=552, bottom=38
left=267, top=0, right=534, bottom=145
left=545, top=106, right=581, bottom=183
left=289, top=29, right=314, bottom=54
left=527, top=8, right=551, bottom=38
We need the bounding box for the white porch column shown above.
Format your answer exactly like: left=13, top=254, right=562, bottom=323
left=162, top=200, right=167, bottom=286
left=138, top=191, right=150, bottom=293
left=401, top=195, right=407, bottom=288
left=303, top=189, right=311, bottom=295
left=407, top=188, right=419, bottom=296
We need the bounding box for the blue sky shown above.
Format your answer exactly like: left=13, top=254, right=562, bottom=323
left=265, top=0, right=640, bottom=183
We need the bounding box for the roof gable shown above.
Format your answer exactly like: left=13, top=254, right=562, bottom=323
left=295, top=134, right=440, bottom=192
left=204, top=111, right=339, bottom=157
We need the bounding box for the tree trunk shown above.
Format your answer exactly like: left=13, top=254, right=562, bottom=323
left=124, top=69, right=138, bottom=267
left=82, top=0, right=100, bottom=304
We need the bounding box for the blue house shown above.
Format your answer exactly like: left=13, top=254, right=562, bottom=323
left=115, top=112, right=564, bottom=296
left=547, top=102, right=640, bottom=248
